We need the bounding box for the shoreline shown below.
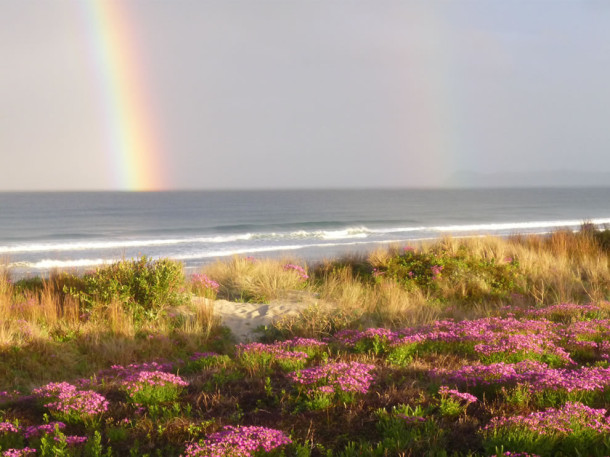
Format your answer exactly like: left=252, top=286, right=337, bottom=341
left=2, top=228, right=593, bottom=280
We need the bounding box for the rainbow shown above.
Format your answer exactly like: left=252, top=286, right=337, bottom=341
left=80, top=1, right=166, bottom=191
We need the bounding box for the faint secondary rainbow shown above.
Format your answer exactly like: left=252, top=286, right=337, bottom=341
left=393, top=5, right=461, bottom=187
left=80, top=1, right=166, bottom=191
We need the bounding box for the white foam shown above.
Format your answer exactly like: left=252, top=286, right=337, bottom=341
left=431, top=218, right=610, bottom=233
left=0, top=234, right=254, bottom=254
left=10, top=258, right=116, bottom=269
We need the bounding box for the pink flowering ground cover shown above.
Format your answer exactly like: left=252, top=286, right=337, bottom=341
left=272, top=337, right=328, bottom=357
left=437, top=386, right=478, bottom=417
left=282, top=264, right=309, bottom=281
left=482, top=402, right=610, bottom=455
left=191, top=273, right=220, bottom=298
left=288, top=361, right=375, bottom=409
left=6, top=293, right=610, bottom=455
left=1, top=448, right=36, bottom=457
left=182, top=352, right=231, bottom=374
left=78, top=361, right=175, bottom=388
left=121, top=370, right=188, bottom=405
left=333, top=314, right=610, bottom=367
left=433, top=359, right=610, bottom=406
left=236, top=342, right=309, bottom=372
left=32, top=382, right=108, bottom=425
left=182, top=426, right=291, bottom=457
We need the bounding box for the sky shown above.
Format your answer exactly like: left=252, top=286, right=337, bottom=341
left=1, top=0, right=610, bottom=191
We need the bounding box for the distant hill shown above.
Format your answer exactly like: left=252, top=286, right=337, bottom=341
left=446, top=170, right=610, bottom=188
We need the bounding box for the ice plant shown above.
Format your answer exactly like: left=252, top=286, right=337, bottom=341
left=23, top=422, right=66, bottom=439
left=430, top=264, right=443, bottom=280
left=2, top=448, right=36, bottom=457
left=121, top=370, right=188, bottom=405
left=236, top=342, right=309, bottom=372
left=81, top=361, right=174, bottom=387
left=434, top=360, right=610, bottom=405
left=57, top=435, right=88, bottom=446
left=32, top=382, right=108, bottom=424
left=438, top=386, right=478, bottom=404
left=0, top=422, right=22, bottom=453
left=438, top=386, right=477, bottom=417
left=283, top=264, right=309, bottom=281
left=191, top=273, right=220, bottom=298
left=273, top=337, right=328, bottom=357
left=0, top=422, right=19, bottom=434
left=335, top=328, right=397, bottom=355
left=182, top=426, right=291, bottom=457
left=0, top=391, right=20, bottom=404
left=289, top=361, right=375, bottom=408
left=482, top=402, right=610, bottom=456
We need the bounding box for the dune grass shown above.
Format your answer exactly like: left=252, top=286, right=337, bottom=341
left=211, top=228, right=608, bottom=339
left=0, top=259, right=219, bottom=393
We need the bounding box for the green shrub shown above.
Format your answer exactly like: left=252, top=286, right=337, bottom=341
left=380, top=247, right=523, bottom=302
left=67, top=257, right=188, bottom=318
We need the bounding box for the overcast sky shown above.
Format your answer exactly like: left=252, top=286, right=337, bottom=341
left=1, top=0, right=610, bottom=191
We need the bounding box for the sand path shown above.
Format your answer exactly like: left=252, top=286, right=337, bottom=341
left=195, top=291, right=320, bottom=342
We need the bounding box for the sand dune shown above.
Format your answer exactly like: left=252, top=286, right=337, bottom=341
left=191, top=291, right=323, bottom=341
left=212, top=299, right=310, bottom=342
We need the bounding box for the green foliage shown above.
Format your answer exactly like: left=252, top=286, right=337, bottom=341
left=203, top=368, right=244, bottom=391
left=85, top=431, right=104, bottom=457
left=338, top=405, right=445, bottom=456
left=67, top=257, right=189, bottom=319
left=238, top=351, right=274, bottom=374
left=379, top=246, right=523, bottom=302
left=301, top=391, right=334, bottom=411
left=483, top=423, right=610, bottom=457
left=181, top=354, right=231, bottom=375
left=353, top=335, right=391, bottom=356
left=438, top=398, right=465, bottom=418
left=500, top=384, right=532, bottom=407
left=386, top=344, right=417, bottom=366
left=387, top=340, right=476, bottom=367
left=124, top=384, right=184, bottom=407
left=0, top=420, right=23, bottom=450
left=480, top=350, right=571, bottom=368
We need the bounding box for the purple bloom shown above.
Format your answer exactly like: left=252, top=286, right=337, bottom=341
left=438, top=386, right=478, bottom=404
left=23, top=422, right=66, bottom=439
left=182, top=426, right=291, bottom=457
left=289, top=362, right=375, bottom=395
left=0, top=422, right=20, bottom=434
left=32, top=382, right=108, bottom=420
left=484, top=401, right=610, bottom=436
left=283, top=264, right=309, bottom=281
left=191, top=273, right=220, bottom=294
left=2, top=448, right=37, bottom=457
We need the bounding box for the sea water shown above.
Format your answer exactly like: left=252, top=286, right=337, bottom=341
left=1, top=188, right=609, bottom=277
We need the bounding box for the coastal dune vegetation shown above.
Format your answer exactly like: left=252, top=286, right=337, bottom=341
left=0, top=227, right=609, bottom=456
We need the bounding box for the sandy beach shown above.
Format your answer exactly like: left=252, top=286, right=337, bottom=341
left=196, top=291, right=321, bottom=341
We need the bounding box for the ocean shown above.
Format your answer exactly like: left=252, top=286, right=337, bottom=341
left=1, top=188, right=609, bottom=277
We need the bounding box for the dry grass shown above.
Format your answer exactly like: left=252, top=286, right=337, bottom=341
left=0, top=266, right=219, bottom=390
left=202, top=256, right=308, bottom=302
left=263, top=230, right=610, bottom=337
left=506, top=231, right=610, bottom=305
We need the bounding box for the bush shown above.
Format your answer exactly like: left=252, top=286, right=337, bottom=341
left=67, top=257, right=188, bottom=318
left=380, top=246, right=523, bottom=302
